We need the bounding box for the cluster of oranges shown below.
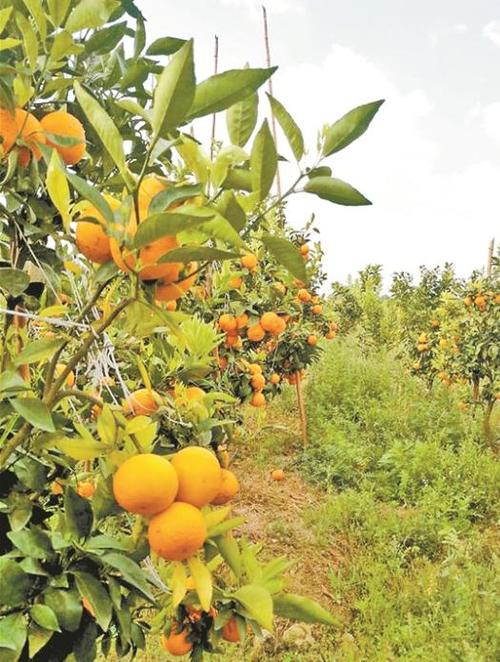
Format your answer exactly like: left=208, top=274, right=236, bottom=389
left=0, top=107, right=85, bottom=167
left=160, top=612, right=242, bottom=656
left=219, top=312, right=249, bottom=349
left=112, top=447, right=239, bottom=562
left=219, top=310, right=287, bottom=350
left=247, top=311, right=287, bottom=343
left=463, top=291, right=500, bottom=311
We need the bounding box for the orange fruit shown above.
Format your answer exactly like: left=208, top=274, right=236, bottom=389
left=211, top=469, right=240, bottom=505
left=41, top=110, right=86, bottom=165
left=236, top=313, right=248, bottom=329
left=112, top=453, right=179, bottom=515
left=270, top=373, right=280, bottom=385
left=248, top=363, right=262, bottom=375
left=222, top=617, right=240, bottom=642
left=160, top=626, right=193, bottom=656
left=51, top=480, right=63, bottom=495
left=229, top=276, right=242, bottom=289
left=226, top=334, right=242, bottom=349
left=271, top=469, right=284, bottom=481
left=325, top=331, right=336, bottom=340
left=311, top=304, right=322, bottom=315
left=55, top=363, right=75, bottom=388
left=186, top=386, right=205, bottom=401
left=307, top=335, right=317, bottom=346
left=139, top=235, right=180, bottom=281
left=241, top=253, right=257, bottom=270
left=148, top=502, right=207, bottom=561
left=250, top=392, right=266, bottom=407
left=260, top=312, right=279, bottom=332
left=299, top=244, right=309, bottom=256
left=76, top=195, right=119, bottom=264
left=297, top=289, right=312, bottom=303
left=0, top=109, right=18, bottom=156
left=219, top=314, right=237, bottom=332
left=123, top=388, right=160, bottom=416
left=463, top=296, right=472, bottom=306
left=155, top=262, right=198, bottom=302
left=171, top=446, right=222, bottom=507
left=165, top=300, right=177, bottom=311
left=271, top=316, right=286, bottom=336
left=250, top=373, right=265, bottom=391
left=247, top=323, right=265, bottom=342
left=1, top=109, right=46, bottom=165
left=474, top=295, right=486, bottom=310
left=77, top=481, right=95, bottom=498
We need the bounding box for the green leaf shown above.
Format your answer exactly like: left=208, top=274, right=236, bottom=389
left=261, top=235, right=307, bottom=283
left=22, top=0, right=47, bottom=40
left=200, top=213, right=245, bottom=249
left=13, top=338, right=63, bottom=366
left=0, top=558, right=31, bottom=607
left=28, top=623, right=54, bottom=658
left=149, top=184, right=202, bottom=215
left=0, top=613, right=27, bottom=659
left=66, top=173, right=114, bottom=223
left=74, top=571, right=113, bottom=631
left=152, top=39, right=195, bottom=138
left=273, top=593, right=339, bottom=626
left=159, top=247, right=239, bottom=264
left=66, top=0, right=118, bottom=33
left=96, top=404, right=116, bottom=445
left=101, top=553, right=155, bottom=601
left=304, top=176, right=371, bottom=206
left=84, top=21, right=127, bottom=55
left=47, top=0, right=70, bottom=27
left=267, top=93, right=304, bottom=161
left=49, top=30, right=77, bottom=63
left=214, top=533, right=242, bottom=578
left=7, top=528, right=55, bottom=560
left=0, top=7, right=13, bottom=33
left=46, top=149, right=71, bottom=230
left=30, top=604, right=60, bottom=632
left=73, top=620, right=97, bottom=662
left=307, top=166, right=332, bottom=178
left=16, top=13, right=38, bottom=71
left=0, top=37, right=21, bottom=52
left=65, top=486, right=93, bottom=539
left=115, top=98, right=151, bottom=125
left=188, top=67, right=277, bottom=121
left=53, top=436, right=106, bottom=461
left=133, top=207, right=214, bottom=248
left=227, top=89, right=259, bottom=148
left=187, top=557, right=212, bottom=612
left=146, top=36, right=187, bottom=56
left=43, top=587, right=83, bottom=632
left=0, top=371, right=28, bottom=393
left=233, top=584, right=273, bottom=631
left=74, top=81, right=130, bottom=187
left=215, top=190, right=246, bottom=232
left=323, top=99, right=384, bottom=157
left=11, top=397, right=55, bottom=432
left=0, top=268, right=29, bottom=296
left=171, top=561, right=187, bottom=608
left=207, top=516, right=245, bottom=538
left=250, top=120, right=277, bottom=201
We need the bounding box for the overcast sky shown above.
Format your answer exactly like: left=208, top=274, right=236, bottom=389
left=139, top=0, right=499, bottom=287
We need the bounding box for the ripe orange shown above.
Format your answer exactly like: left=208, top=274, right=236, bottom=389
left=219, top=314, right=237, bottom=332
left=241, top=253, right=257, bottom=270
left=307, top=335, right=317, bottom=346
left=474, top=295, right=486, bottom=310
left=226, top=333, right=242, bottom=349
left=271, top=316, right=286, bottom=335
left=186, top=386, right=205, bottom=401
left=51, top=480, right=63, bottom=495
left=0, top=109, right=18, bottom=156
left=416, top=343, right=428, bottom=352
left=270, top=373, right=280, bottom=385
left=123, top=388, right=160, bottom=416
left=211, top=469, right=240, bottom=505
left=41, top=110, right=86, bottom=165
left=148, top=502, right=207, bottom=560
left=165, top=300, right=177, bottom=311
left=77, top=481, right=95, bottom=498
left=311, top=304, right=322, bottom=315
left=260, top=312, right=279, bottom=332
left=155, top=262, right=198, bottom=302
left=160, top=626, right=193, bottom=656
left=463, top=296, right=472, bottom=306
left=76, top=196, right=119, bottom=264
left=248, top=363, right=262, bottom=375
left=222, top=617, right=240, bottom=642
left=247, top=323, right=265, bottom=342
left=299, top=244, right=309, bottom=256
left=271, top=469, right=284, bottom=481
left=112, top=453, right=179, bottom=515
left=325, top=331, right=336, bottom=340
left=250, top=392, right=266, bottom=407
left=236, top=313, right=248, bottom=329
left=55, top=363, right=75, bottom=388
left=229, top=276, right=242, bottom=289
left=250, top=373, right=265, bottom=391
left=1, top=109, right=46, bottom=165
left=297, top=289, right=311, bottom=303
left=171, top=446, right=222, bottom=507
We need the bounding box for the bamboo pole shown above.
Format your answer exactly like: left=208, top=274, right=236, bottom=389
left=295, top=371, right=308, bottom=447
left=486, top=238, right=495, bottom=278
left=262, top=5, right=282, bottom=198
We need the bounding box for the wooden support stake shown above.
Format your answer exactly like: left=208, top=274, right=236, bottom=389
left=210, top=34, right=219, bottom=161
left=262, top=5, right=282, bottom=198
left=295, top=371, right=308, bottom=447
left=486, top=238, right=495, bottom=278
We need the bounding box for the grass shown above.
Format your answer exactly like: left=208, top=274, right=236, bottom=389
left=105, top=336, right=499, bottom=660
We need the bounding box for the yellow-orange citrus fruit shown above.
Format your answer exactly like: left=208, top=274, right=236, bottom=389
left=51, top=480, right=63, bottom=495
left=299, top=244, right=309, bottom=256
left=241, top=253, right=257, bottom=270
left=297, top=289, right=312, bottom=303
left=41, top=110, right=86, bottom=165
left=211, top=469, right=240, bottom=505
left=171, top=446, right=222, bottom=507
left=260, top=312, right=279, bottom=332
left=311, top=304, right=323, bottom=315
left=0, top=109, right=18, bottom=156
left=250, top=392, right=266, bottom=407
left=219, top=314, right=237, bottom=332
left=222, top=617, right=240, bottom=642
left=247, top=323, right=265, bottom=342
left=248, top=363, right=262, bottom=375
left=229, top=276, right=242, bottom=289
left=474, top=295, right=486, bottom=310
left=236, top=313, right=248, bottom=329
left=138, top=175, right=167, bottom=209
left=139, top=235, right=180, bottom=281
left=463, top=296, right=472, bottom=306
left=1, top=109, right=46, bottom=165
left=112, top=453, right=179, bottom=515
left=123, top=388, right=160, bottom=416
left=271, top=469, right=284, bottom=481
left=226, top=333, right=242, bottom=349
left=325, top=331, right=336, bottom=340
left=148, top=502, right=207, bottom=560
left=250, top=373, right=265, bottom=391
left=271, top=316, right=286, bottom=336
left=76, top=195, right=119, bottom=264
left=186, top=386, right=205, bottom=401
left=155, top=262, right=198, bottom=302
left=160, top=626, right=193, bottom=656
left=270, top=373, right=281, bottom=384
left=55, top=363, right=75, bottom=388
left=77, top=481, right=95, bottom=498
left=165, top=300, right=177, bottom=311
left=307, top=335, right=318, bottom=346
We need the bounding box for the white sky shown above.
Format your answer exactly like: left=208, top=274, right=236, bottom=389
left=139, top=0, right=499, bottom=287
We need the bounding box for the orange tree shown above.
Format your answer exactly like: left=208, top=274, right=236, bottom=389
left=0, top=1, right=382, bottom=659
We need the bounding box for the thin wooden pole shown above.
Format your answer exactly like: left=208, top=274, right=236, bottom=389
left=210, top=34, right=219, bottom=161
left=262, top=5, right=282, bottom=198
left=486, top=238, right=495, bottom=278
left=295, top=371, right=308, bottom=447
